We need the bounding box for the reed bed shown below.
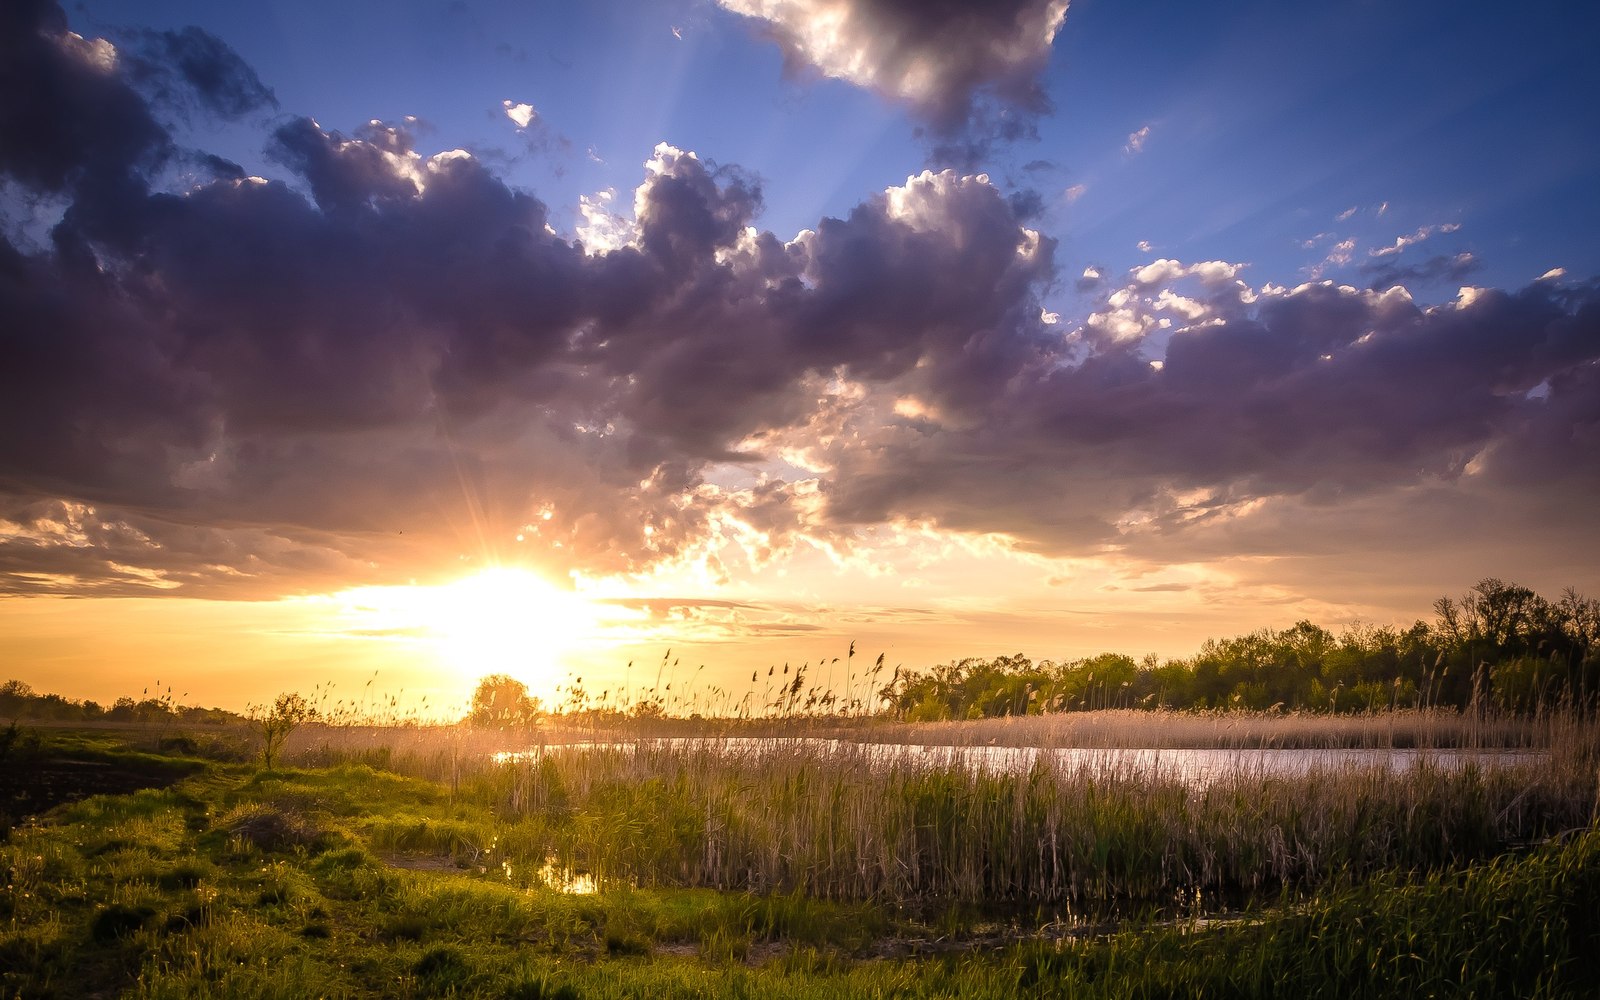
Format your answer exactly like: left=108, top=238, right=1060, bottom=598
left=279, top=705, right=1577, bottom=764
left=867, top=705, right=1575, bottom=749
left=309, top=714, right=1600, bottom=911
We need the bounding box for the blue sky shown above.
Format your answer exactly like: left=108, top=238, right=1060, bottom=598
left=69, top=0, right=1599, bottom=296
left=3, top=0, right=1598, bottom=707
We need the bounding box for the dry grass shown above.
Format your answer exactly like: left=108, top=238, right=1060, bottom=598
left=280, top=705, right=1570, bottom=763
left=856, top=706, right=1568, bottom=749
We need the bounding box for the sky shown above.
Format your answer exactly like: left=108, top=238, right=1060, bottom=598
left=2, top=0, right=1598, bottom=714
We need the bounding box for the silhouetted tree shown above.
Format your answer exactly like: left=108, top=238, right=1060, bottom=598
left=468, top=674, right=541, bottom=729
left=253, top=692, right=312, bottom=769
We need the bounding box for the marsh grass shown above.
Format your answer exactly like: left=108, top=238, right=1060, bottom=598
left=3, top=721, right=1598, bottom=998
left=275, top=703, right=1577, bottom=761
left=994, top=826, right=1600, bottom=999
left=300, top=711, right=1599, bottom=911
left=0, top=751, right=898, bottom=997
left=877, top=704, right=1580, bottom=749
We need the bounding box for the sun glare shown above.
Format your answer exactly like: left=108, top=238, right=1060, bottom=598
left=427, top=568, right=597, bottom=683
left=334, top=568, right=600, bottom=693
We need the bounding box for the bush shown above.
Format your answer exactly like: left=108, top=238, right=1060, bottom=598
left=252, top=692, right=313, bottom=769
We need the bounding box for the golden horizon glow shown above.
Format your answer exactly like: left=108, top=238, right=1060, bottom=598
left=0, top=534, right=1468, bottom=718
left=334, top=567, right=606, bottom=696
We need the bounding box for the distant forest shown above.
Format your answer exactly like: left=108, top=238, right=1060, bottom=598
left=0, top=681, right=239, bottom=726
left=881, top=579, right=1600, bottom=719
left=3, top=578, right=1596, bottom=724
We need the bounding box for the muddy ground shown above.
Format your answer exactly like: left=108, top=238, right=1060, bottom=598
left=0, top=734, right=199, bottom=834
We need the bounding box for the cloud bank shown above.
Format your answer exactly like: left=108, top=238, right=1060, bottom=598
left=2, top=1, right=1598, bottom=600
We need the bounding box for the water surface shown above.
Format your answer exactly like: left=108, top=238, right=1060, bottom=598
left=497, top=737, right=1546, bottom=787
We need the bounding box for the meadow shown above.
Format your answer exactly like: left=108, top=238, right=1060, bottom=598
left=3, top=703, right=1598, bottom=998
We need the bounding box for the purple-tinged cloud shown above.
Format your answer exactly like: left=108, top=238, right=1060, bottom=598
left=1361, top=251, right=1480, bottom=291
left=717, top=0, right=1068, bottom=164
left=796, top=274, right=1600, bottom=572
left=1, top=1, right=1598, bottom=603
left=0, top=0, right=169, bottom=195
left=128, top=25, right=277, bottom=120
left=1370, top=222, right=1460, bottom=259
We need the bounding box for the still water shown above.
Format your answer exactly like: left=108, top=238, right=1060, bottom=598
left=497, top=737, right=1546, bottom=787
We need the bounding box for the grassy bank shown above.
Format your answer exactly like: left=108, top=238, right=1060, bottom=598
left=2, top=724, right=1597, bottom=998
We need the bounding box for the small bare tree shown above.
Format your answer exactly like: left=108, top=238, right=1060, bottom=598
left=252, top=692, right=313, bottom=769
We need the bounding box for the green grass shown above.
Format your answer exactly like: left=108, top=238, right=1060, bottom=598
left=2, top=724, right=1598, bottom=998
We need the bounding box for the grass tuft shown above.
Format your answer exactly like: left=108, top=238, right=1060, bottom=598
left=220, top=802, right=323, bottom=852
left=91, top=902, right=156, bottom=942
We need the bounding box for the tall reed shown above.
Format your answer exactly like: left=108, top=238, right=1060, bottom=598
left=335, top=719, right=1597, bottom=910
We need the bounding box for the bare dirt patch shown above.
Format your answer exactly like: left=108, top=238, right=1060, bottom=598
left=380, top=853, right=468, bottom=872
left=0, top=752, right=196, bottom=832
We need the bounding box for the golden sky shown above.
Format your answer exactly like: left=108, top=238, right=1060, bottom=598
left=3, top=1, right=1598, bottom=713
left=0, top=528, right=1509, bottom=715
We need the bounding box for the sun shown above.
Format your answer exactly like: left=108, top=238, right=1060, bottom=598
left=423, top=567, right=598, bottom=685
left=330, top=567, right=601, bottom=695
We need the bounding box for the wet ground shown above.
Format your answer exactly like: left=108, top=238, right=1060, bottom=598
left=0, top=740, right=199, bottom=833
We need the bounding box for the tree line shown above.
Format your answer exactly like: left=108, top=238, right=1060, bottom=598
left=0, top=681, right=239, bottom=726
left=879, top=579, right=1600, bottom=719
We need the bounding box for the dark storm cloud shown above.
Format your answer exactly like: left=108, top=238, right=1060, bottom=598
left=1006, top=188, right=1046, bottom=221
left=0, top=0, right=169, bottom=194
left=0, top=498, right=380, bottom=597
left=716, top=0, right=1068, bottom=165
left=1361, top=251, right=1480, bottom=291
left=129, top=25, right=277, bottom=119
left=807, top=276, right=1600, bottom=558
left=2, top=1, right=1598, bottom=599
left=0, top=3, right=1053, bottom=595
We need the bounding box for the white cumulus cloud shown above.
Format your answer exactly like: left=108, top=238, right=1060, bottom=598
left=502, top=100, right=537, bottom=129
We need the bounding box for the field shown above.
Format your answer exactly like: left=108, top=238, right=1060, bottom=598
left=2, top=710, right=1598, bottom=998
